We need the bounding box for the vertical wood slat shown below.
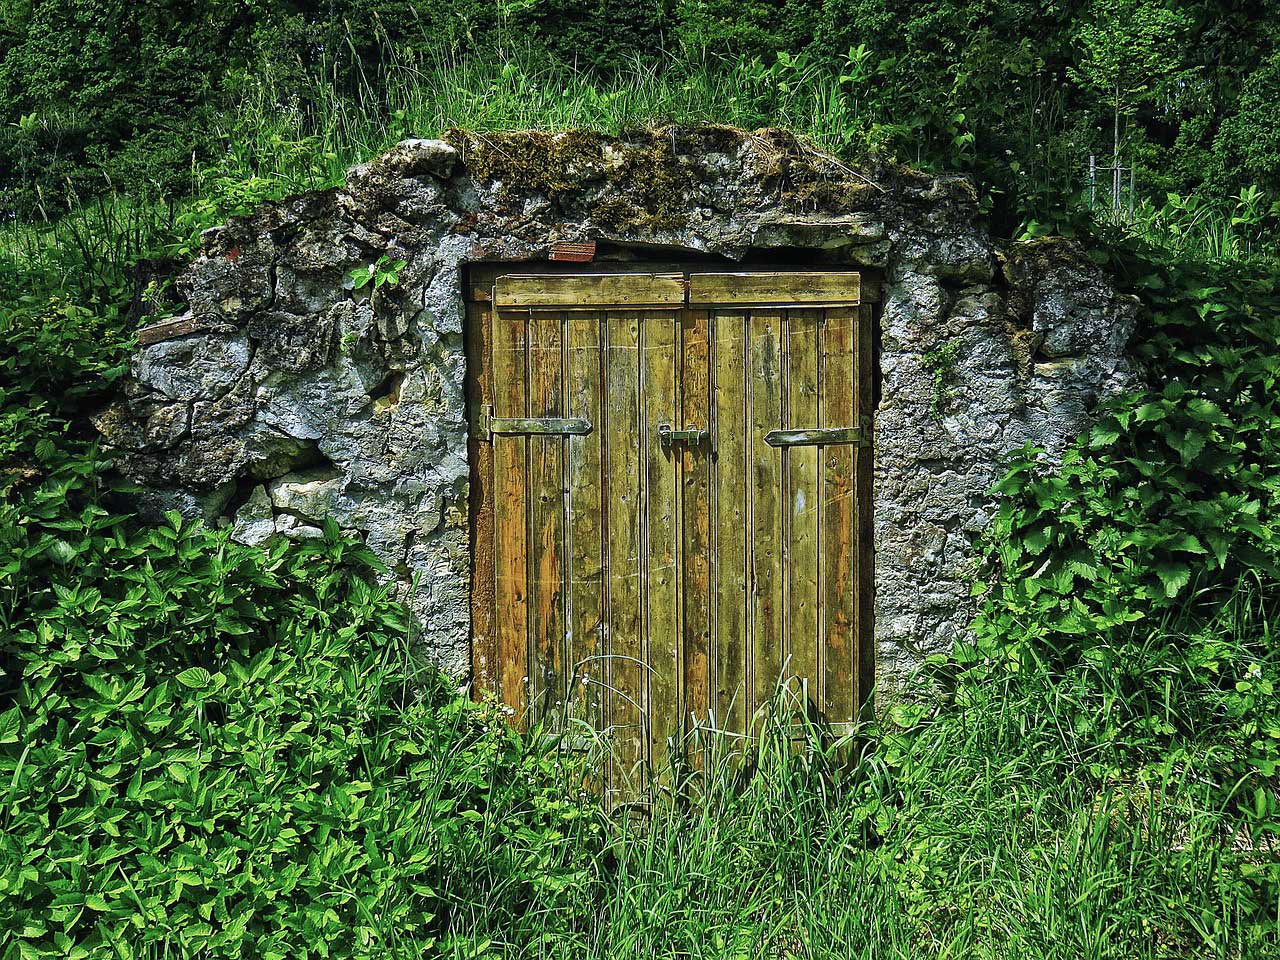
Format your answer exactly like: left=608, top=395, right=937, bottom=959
left=566, top=313, right=605, bottom=735
left=750, top=311, right=785, bottom=715
left=821, top=308, right=858, bottom=724
left=528, top=313, right=565, bottom=725
left=465, top=303, right=497, bottom=693
left=491, top=305, right=530, bottom=722
left=786, top=310, right=822, bottom=707
left=712, top=311, right=748, bottom=736
left=854, top=303, right=876, bottom=715
left=605, top=312, right=645, bottom=797
left=644, top=313, right=680, bottom=769
left=680, top=310, right=712, bottom=749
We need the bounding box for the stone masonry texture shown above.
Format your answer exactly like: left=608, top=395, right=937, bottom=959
left=95, top=127, right=1139, bottom=696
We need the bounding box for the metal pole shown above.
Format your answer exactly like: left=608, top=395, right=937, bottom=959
left=1129, top=164, right=1135, bottom=219
left=1089, top=155, right=1096, bottom=210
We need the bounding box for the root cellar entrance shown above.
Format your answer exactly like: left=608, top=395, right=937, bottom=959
left=100, top=129, right=1140, bottom=754
left=466, top=265, right=876, bottom=791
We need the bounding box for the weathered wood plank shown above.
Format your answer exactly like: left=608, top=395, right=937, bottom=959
left=491, top=304, right=530, bottom=723
left=689, top=272, right=860, bottom=307
left=750, top=311, right=785, bottom=716
left=495, top=273, right=685, bottom=309
left=821, top=308, right=857, bottom=725
left=465, top=302, right=498, bottom=697
left=680, top=310, right=712, bottom=754
left=786, top=309, right=822, bottom=711
left=605, top=312, right=645, bottom=799
left=566, top=313, right=606, bottom=741
left=527, top=312, right=565, bottom=727
left=712, top=311, right=749, bottom=737
left=644, top=312, right=680, bottom=771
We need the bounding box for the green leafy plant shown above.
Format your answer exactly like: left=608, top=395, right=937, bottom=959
left=921, top=338, right=962, bottom=419
left=967, top=233, right=1280, bottom=824
left=346, top=254, right=408, bottom=292
left=0, top=285, right=604, bottom=958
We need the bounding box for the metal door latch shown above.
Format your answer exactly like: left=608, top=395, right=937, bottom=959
left=657, top=420, right=710, bottom=449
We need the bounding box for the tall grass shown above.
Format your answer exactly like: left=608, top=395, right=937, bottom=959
left=1090, top=185, right=1278, bottom=267
left=449, top=588, right=1277, bottom=958
left=200, top=45, right=859, bottom=199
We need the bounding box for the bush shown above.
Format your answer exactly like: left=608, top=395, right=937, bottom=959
left=968, top=236, right=1280, bottom=824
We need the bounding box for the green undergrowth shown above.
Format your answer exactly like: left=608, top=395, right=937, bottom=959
left=0, top=293, right=605, bottom=958
left=969, top=234, right=1280, bottom=815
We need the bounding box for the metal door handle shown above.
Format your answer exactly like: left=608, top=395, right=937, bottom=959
left=657, top=421, right=709, bottom=449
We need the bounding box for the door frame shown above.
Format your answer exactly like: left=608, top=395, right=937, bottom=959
left=462, top=261, right=879, bottom=737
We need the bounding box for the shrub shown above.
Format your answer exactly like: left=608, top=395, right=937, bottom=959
left=968, top=236, right=1280, bottom=824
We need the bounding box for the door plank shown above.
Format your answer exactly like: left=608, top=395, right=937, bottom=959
left=680, top=310, right=712, bottom=752
left=712, top=311, right=749, bottom=737
left=786, top=309, right=822, bottom=711
left=566, top=313, right=606, bottom=737
left=689, top=272, right=861, bottom=307
left=465, top=303, right=497, bottom=696
left=750, top=310, right=785, bottom=717
left=821, top=308, right=858, bottom=725
left=491, top=307, right=530, bottom=722
left=644, top=312, right=681, bottom=771
left=605, top=312, right=645, bottom=797
left=528, top=311, right=566, bottom=726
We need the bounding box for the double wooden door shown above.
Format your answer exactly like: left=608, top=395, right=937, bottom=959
left=467, top=269, right=873, bottom=788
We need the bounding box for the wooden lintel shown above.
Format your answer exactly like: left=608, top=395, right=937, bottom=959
left=494, top=273, right=685, bottom=309
left=688, top=272, right=860, bottom=307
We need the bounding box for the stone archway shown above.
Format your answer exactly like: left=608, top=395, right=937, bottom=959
left=96, top=127, right=1138, bottom=700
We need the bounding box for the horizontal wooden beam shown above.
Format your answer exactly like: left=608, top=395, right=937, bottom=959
left=494, top=273, right=685, bottom=309
left=688, top=272, right=860, bottom=307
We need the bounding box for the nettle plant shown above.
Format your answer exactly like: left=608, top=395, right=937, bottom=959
left=0, top=295, right=603, bottom=959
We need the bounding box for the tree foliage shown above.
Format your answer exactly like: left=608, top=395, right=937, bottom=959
left=1, top=0, right=1278, bottom=224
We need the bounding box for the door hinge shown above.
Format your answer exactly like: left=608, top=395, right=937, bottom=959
left=764, top=416, right=874, bottom=449
left=478, top=404, right=592, bottom=440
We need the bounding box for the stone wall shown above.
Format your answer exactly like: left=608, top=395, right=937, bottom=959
left=95, top=127, right=1139, bottom=694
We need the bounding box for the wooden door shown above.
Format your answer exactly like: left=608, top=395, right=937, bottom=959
left=467, top=270, right=873, bottom=793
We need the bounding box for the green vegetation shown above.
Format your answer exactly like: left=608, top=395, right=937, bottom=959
left=5, top=1, right=1280, bottom=240
left=2, top=2, right=1279, bottom=956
